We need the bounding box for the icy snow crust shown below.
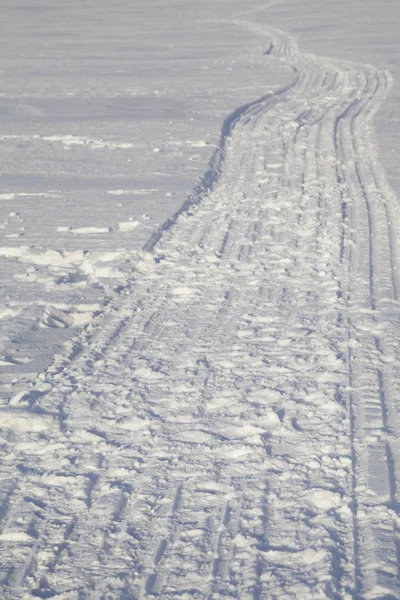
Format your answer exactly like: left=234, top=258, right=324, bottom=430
left=1, top=1, right=400, bottom=599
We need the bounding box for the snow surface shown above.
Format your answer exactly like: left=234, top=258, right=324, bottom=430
left=1, top=0, right=400, bottom=598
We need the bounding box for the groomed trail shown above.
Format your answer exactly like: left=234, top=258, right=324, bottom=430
left=1, top=22, right=400, bottom=600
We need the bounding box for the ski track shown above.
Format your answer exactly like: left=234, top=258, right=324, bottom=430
left=1, top=22, right=400, bottom=600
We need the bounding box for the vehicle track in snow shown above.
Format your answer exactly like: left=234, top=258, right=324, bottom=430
left=1, top=22, right=400, bottom=600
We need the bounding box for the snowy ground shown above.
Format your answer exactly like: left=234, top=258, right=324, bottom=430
left=1, top=1, right=400, bottom=599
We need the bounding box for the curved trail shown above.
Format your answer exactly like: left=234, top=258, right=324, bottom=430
left=1, top=23, right=400, bottom=600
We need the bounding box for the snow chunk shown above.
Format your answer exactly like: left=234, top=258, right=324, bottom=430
left=195, top=481, right=226, bottom=494
left=170, top=286, right=198, bottom=297
left=0, top=531, right=32, bottom=542
left=119, top=418, right=150, bottom=431
left=0, top=307, right=21, bottom=319
left=218, top=445, right=254, bottom=460
left=0, top=411, right=54, bottom=432
left=308, top=489, right=342, bottom=511
left=118, top=220, right=139, bottom=232
left=41, top=306, right=74, bottom=329
left=262, top=547, right=327, bottom=566
left=69, top=226, right=112, bottom=234
left=174, top=430, right=214, bottom=444
left=107, top=188, right=160, bottom=195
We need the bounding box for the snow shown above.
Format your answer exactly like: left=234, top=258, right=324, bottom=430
left=1, top=0, right=400, bottom=598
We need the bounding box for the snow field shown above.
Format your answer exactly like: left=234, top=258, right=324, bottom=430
left=1, top=16, right=400, bottom=600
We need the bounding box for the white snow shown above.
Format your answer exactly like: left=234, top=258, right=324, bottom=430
left=0, top=0, right=400, bottom=598
left=308, top=489, right=343, bottom=511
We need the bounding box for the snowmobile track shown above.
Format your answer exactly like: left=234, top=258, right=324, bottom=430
left=1, top=21, right=400, bottom=600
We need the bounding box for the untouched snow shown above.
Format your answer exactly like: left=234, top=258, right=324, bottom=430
left=1, top=1, right=400, bottom=599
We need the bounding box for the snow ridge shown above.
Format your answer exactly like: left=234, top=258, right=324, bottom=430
left=1, top=23, right=400, bottom=600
